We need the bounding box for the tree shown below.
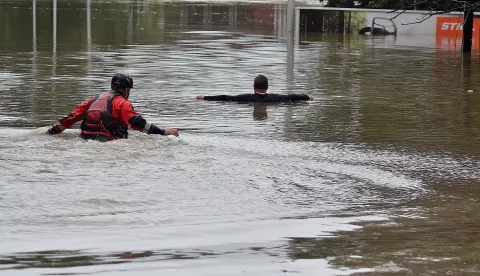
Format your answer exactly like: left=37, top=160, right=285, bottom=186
left=325, top=0, right=404, bottom=9
left=325, top=0, right=480, bottom=12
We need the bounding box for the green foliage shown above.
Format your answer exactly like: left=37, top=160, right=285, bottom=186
left=325, top=0, right=409, bottom=9
left=325, top=0, right=357, bottom=8
left=325, top=0, right=479, bottom=11
left=367, top=0, right=408, bottom=9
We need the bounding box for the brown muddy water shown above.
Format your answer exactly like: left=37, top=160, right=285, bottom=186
left=1, top=0, right=480, bottom=275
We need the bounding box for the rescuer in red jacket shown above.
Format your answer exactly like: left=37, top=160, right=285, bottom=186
left=47, top=72, right=179, bottom=141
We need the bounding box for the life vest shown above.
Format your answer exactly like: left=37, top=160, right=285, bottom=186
left=80, top=91, right=128, bottom=141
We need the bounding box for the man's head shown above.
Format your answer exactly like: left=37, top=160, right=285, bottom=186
left=111, top=72, right=133, bottom=99
left=253, top=74, right=268, bottom=93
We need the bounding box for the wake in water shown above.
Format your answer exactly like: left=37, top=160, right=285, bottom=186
left=25, top=126, right=50, bottom=136
left=1, top=128, right=480, bottom=275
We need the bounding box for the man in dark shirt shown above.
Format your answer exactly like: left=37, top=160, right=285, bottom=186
left=196, top=75, right=313, bottom=102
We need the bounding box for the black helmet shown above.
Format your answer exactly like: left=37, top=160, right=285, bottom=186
left=111, top=72, right=133, bottom=90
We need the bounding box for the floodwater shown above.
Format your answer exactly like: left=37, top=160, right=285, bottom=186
left=1, top=0, right=480, bottom=275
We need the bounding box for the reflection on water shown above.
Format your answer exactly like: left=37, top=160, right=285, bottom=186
left=253, top=104, right=268, bottom=120
left=2, top=0, right=480, bottom=275
left=0, top=249, right=217, bottom=269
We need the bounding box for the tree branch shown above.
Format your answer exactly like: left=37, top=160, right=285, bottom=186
left=388, top=9, right=407, bottom=20
left=401, top=11, right=448, bottom=25
left=388, top=1, right=474, bottom=26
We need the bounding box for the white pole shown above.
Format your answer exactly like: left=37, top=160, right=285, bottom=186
left=53, top=0, right=57, bottom=55
left=32, top=0, right=37, bottom=77
left=286, top=0, right=295, bottom=83
left=86, top=0, right=92, bottom=92
left=294, top=6, right=300, bottom=45
left=52, top=0, right=57, bottom=95
left=52, top=0, right=57, bottom=80
left=204, top=4, right=211, bottom=29
left=229, top=4, right=236, bottom=30
left=33, top=0, right=36, bottom=58
left=33, top=0, right=36, bottom=49
left=286, top=0, right=295, bottom=35
left=127, top=4, right=133, bottom=43
left=87, top=0, right=91, bottom=52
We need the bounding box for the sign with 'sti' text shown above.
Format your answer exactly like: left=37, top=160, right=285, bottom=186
left=436, top=16, right=480, bottom=49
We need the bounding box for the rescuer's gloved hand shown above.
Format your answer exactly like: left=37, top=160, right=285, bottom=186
left=47, top=124, right=62, bottom=135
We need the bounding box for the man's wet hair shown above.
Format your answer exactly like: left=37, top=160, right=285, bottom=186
left=254, top=75, right=268, bottom=90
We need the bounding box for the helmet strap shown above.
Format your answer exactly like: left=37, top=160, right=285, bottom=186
left=122, top=88, right=130, bottom=100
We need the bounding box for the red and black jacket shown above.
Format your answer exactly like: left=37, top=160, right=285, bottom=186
left=48, top=90, right=166, bottom=141
left=80, top=91, right=128, bottom=140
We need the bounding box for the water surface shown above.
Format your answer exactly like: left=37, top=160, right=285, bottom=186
left=1, top=0, right=480, bottom=275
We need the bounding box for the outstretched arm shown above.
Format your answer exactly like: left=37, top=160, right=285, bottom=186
left=197, top=94, right=312, bottom=102
left=119, top=102, right=179, bottom=136
left=47, top=97, right=94, bottom=135
left=197, top=95, right=241, bottom=101
left=284, top=94, right=313, bottom=101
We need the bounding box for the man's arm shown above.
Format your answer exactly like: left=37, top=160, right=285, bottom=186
left=119, top=101, right=179, bottom=136
left=257, top=94, right=313, bottom=102
left=279, top=94, right=313, bottom=102
left=197, top=95, right=236, bottom=101
left=197, top=94, right=253, bottom=101
left=47, top=97, right=94, bottom=135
